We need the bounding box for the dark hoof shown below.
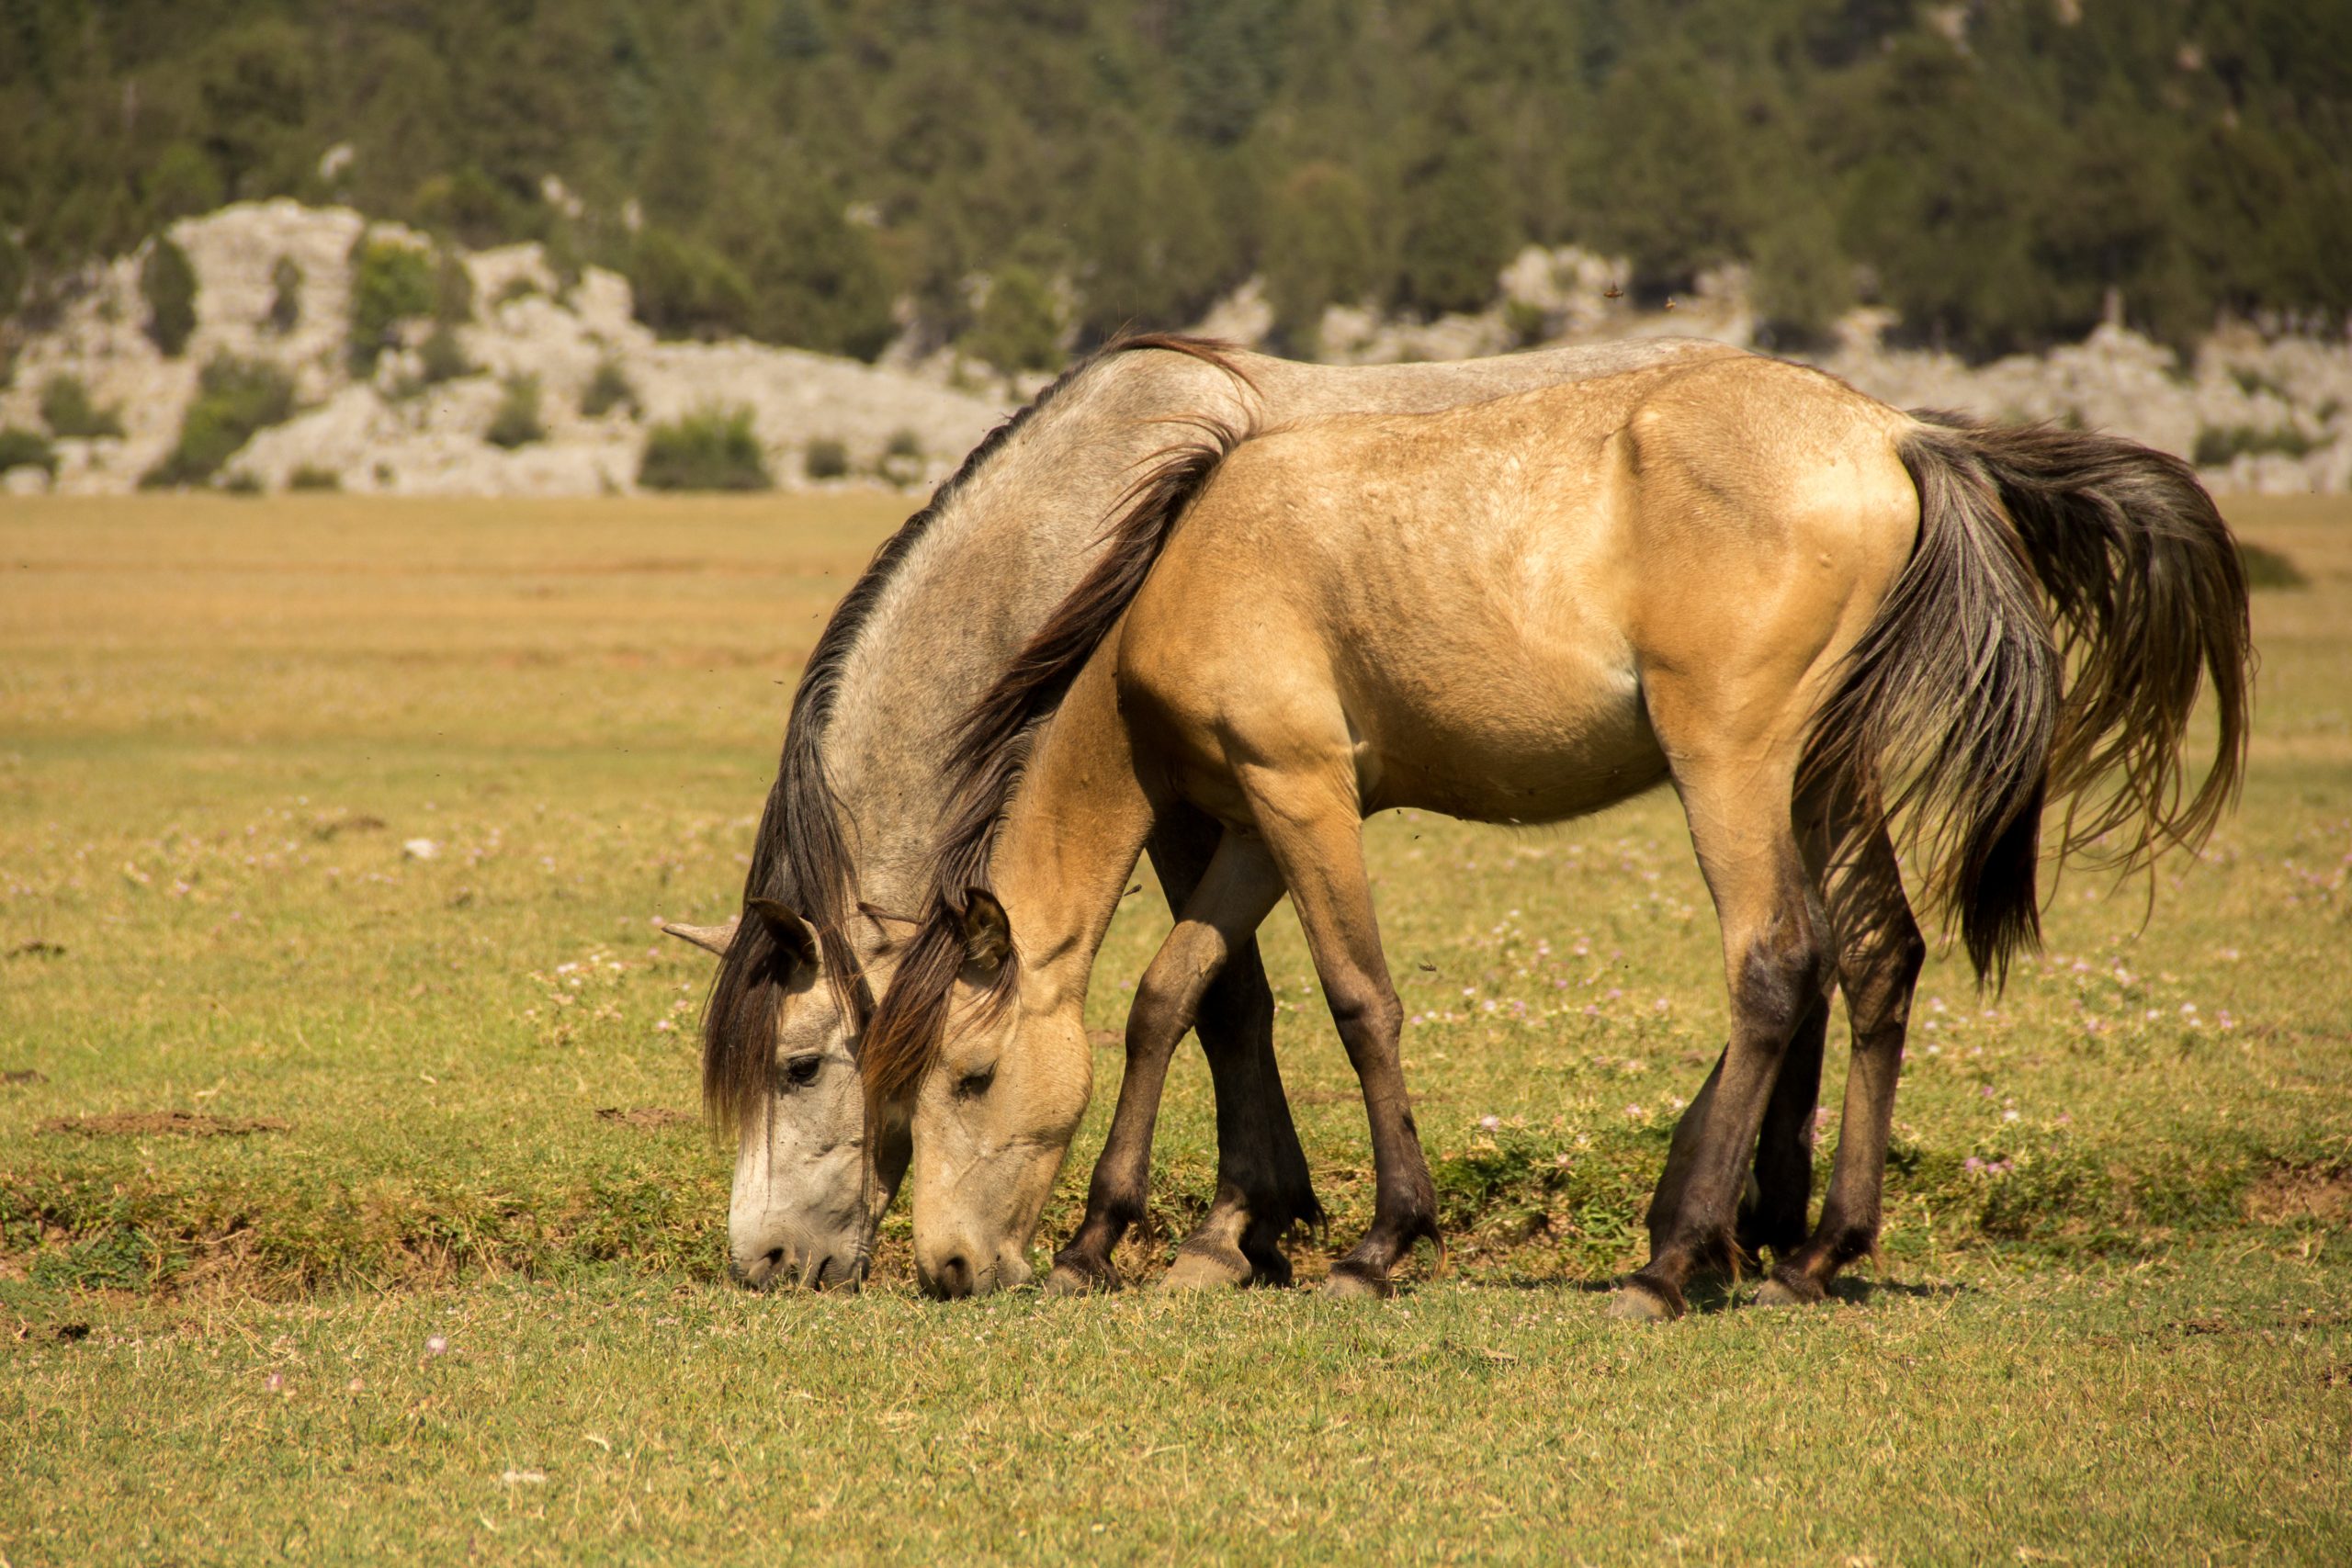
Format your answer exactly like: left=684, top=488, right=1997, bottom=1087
left=1755, top=1269, right=1826, bottom=1308
left=1607, top=1278, right=1684, bottom=1323
left=1043, top=1254, right=1119, bottom=1297
left=1241, top=1242, right=1295, bottom=1290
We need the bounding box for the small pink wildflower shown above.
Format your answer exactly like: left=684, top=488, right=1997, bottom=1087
left=425, top=1335, right=448, bottom=1356
left=1478, top=1115, right=1502, bottom=1132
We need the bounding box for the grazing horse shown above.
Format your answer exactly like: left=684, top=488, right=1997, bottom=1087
left=860, top=352, right=2250, bottom=1308
left=665, top=332, right=1749, bottom=1290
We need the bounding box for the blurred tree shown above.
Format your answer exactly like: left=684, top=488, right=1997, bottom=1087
left=1262, top=162, right=1378, bottom=347
left=965, top=265, right=1065, bottom=375
left=144, top=143, right=224, bottom=224
left=141, top=235, right=198, bottom=356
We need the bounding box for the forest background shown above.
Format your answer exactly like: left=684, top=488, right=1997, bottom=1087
left=4, top=0, right=2349, bottom=373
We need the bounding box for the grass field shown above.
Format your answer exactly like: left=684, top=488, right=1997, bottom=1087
left=3, top=491, right=2347, bottom=1563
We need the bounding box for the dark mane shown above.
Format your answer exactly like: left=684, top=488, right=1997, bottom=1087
left=858, top=411, right=1252, bottom=1105
left=702, top=333, right=1249, bottom=1132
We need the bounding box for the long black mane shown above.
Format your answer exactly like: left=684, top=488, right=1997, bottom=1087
left=701, top=333, right=1243, bottom=1131
left=857, top=409, right=1250, bottom=1105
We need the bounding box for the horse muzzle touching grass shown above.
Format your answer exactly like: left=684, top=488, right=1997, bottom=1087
left=900, top=896, right=1094, bottom=1300
left=864, top=351, right=2251, bottom=1314
left=664, top=907, right=905, bottom=1294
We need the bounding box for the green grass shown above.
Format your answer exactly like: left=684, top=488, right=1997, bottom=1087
left=2, top=491, right=2349, bottom=1562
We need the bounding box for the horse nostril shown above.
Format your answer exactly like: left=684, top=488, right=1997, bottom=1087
left=928, top=1254, right=973, bottom=1300
left=732, top=1247, right=786, bottom=1290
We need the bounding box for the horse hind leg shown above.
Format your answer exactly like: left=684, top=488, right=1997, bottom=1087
left=1614, top=747, right=1832, bottom=1322
left=1758, top=815, right=1923, bottom=1306
left=1737, top=830, right=1838, bottom=1265
left=1044, top=823, right=1291, bottom=1294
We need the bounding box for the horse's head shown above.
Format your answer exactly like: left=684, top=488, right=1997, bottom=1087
left=666, top=903, right=901, bottom=1291
left=863, top=888, right=1091, bottom=1300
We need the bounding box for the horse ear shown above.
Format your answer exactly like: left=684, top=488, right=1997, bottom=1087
left=745, top=897, right=821, bottom=975
left=657, top=915, right=739, bottom=958
left=959, top=889, right=1013, bottom=974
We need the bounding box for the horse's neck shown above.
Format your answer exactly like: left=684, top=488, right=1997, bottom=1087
left=819, top=360, right=1244, bottom=912
left=990, top=654, right=1156, bottom=1014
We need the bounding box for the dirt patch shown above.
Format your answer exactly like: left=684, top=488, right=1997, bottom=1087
left=2245, top=1166, right=2352, bottom=1227
left=595, top=1107, right=693, bottom=1131
left=41, top=1111, right=288, bottom=1138
left=4, top=1069, right=47, bottom=1086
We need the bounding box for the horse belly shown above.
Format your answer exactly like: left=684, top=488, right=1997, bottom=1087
left=1351, top=652, right=1668, bottom=823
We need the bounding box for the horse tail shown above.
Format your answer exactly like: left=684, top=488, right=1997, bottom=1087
left=1799, top=415, right=2250, bottom=986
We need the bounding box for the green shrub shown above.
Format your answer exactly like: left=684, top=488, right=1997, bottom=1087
left=803, top=438, right=850, bottom=480
left=220, top=468, right=264, bottom=496
left=434, top=252, right=474, bottom=325
left=141, top=236, right=199, bottom=356
left=415, top=325, right=472, bottom=386
left=628, top=228, right=753, bottom=340
left=39, top=375, right=125, bottom=439
left=580, top=360, right=638, bottom=419
left=484, top=374, right=545, bottom=449
left=288, top=463, right=341, bottom=491
left=875, top=427, right=924, bottom=487
left=638, top=405, right=770, bottom=491
left=2193, top=424, right=2321, bottom=466
left=0, top=231, right=28, bottom=318
left=346, top=236, right=435, bottom=375
left=964, top=265, right=1064, bottom=376
left=266, top=256, right=302, bottom=334
left=0, top=425, right=59, bottom=475
left=141, top=355, right=297, bottom=487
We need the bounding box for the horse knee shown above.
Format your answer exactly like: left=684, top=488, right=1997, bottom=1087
left=1124, top=975, right=1196, bottom=1060
left=1325, top=982, right=1402, bottom=1048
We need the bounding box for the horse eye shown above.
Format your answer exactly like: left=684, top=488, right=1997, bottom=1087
left=954, top=1066, right=996, bottom=1100
left=777, top=1055, right=823, bottom=1091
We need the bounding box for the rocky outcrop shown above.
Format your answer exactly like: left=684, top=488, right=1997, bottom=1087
left=0, top=201, right=1008, bottom=497
left=4, top=210, right=2346, bottom=496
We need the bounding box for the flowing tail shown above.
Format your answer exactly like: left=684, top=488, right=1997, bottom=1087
left=1801, top=414, right=2252, bottom=984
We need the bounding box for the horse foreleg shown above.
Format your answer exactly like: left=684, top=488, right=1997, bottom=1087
left=1044, top=827, right=1288, bottom=1294
left=1238, top=773, right=1441, bottom=1300
left=1760, top=819, right=1923, bottom=1305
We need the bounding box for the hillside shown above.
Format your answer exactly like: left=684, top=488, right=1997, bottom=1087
left=1, top=200, right=2346, bottom=498
left=3, top=0, right=2347, bottom=371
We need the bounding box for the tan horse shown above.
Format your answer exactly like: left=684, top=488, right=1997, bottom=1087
left=862, top=352, right=2249, bottom=1310
left=674, top=333, right=1745, bottom=1292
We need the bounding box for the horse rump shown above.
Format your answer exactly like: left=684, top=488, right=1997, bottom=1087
left=1799, top=413, right=2251, bottom=986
